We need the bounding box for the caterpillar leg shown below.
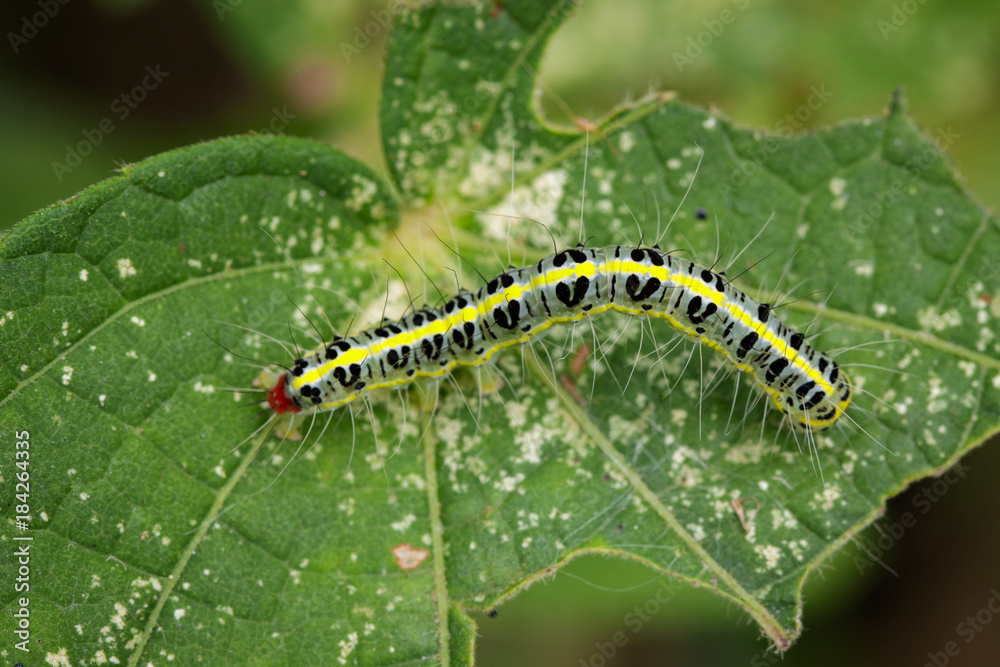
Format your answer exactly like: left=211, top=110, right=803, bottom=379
left=410, top=377, right=443, bottom=412
left=272, top=418, right=304, bottom=441
left=475, top=362, right=505, bottom=396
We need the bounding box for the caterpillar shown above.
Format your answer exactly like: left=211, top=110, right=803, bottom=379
left=265, top=244, right=853, bottom=433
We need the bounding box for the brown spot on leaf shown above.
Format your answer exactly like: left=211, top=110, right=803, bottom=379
left=731, top=497, right=761, bottom=533
left=392, top=543, right=429, bottom=570
left=570, top=343, right=591, bottom=376
left=559, top=374, right=586, bottom=405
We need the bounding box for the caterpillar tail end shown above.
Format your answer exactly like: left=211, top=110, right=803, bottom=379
left=769, top=370, right=853, bottom=433
left=801, top=370, right=853, bottom=432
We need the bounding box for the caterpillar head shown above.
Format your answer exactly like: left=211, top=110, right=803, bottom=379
left=267, top=373, right=302, bottom=414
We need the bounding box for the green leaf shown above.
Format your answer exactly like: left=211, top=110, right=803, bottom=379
left=378, top=0, right=1000, bottom=653
left=0, top=135, right=416, bottom=664
left=3, top=2, right=999, bottom=666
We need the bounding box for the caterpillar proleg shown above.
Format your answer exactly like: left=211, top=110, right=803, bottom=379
left=266, top=244, right=852, bottom=433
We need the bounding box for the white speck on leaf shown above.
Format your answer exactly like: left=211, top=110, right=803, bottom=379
left=391, top=514, right=417, bottom=532
left=45, top=648, right=72, bottom=666
left=348, top=175, right=377, bottom=211
left=686, top=523, right=706, bottom=541
left=337, top=631, right=359, bottom=664
left=815, top=486, right=841, bottom=511
left=110, top=602, right=127, bottom=629
left=918, top=306, right=962, bottom=332
left=852, top=260, right=873, bottom=277
left=619, top=130, right=636, bottom=150
left=755, top=544, right=782, bottom=571
left=116, top=258, right=137, bottom=278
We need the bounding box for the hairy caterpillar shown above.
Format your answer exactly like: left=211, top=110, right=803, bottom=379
left=265, top=244, right=852, bottom=433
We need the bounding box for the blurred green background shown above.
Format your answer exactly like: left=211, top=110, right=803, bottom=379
left=2, top=0, right=998, bottom=664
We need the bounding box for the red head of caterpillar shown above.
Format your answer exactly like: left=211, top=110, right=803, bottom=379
left=266, top=374, right=301, bottom=414
left=263, top=244, right=853, bottom=433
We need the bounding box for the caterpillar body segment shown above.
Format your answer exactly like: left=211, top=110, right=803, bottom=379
left=268, top=245, right=852, bottom=431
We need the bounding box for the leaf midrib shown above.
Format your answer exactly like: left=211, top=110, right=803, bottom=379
left=126, top=418, right=273, bottom=666
left=423, top=411, right=452, bottom=666
left=520, top=350, right=794, bottom=649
